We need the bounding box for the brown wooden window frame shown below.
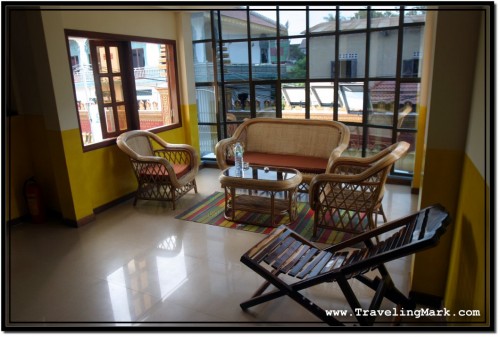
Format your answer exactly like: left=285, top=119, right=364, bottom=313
left=65, top=29, right=183, bottom=152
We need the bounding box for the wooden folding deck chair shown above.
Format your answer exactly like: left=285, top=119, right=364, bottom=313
left=240, top=204, right=450, bottom=326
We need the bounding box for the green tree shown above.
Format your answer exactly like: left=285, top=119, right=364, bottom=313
left=287, top=56, right=306, bottom=78
left=323, top=13, right=335, bottom=22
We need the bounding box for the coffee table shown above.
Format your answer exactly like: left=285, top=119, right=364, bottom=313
left=219, top=165, right=303, bottom=227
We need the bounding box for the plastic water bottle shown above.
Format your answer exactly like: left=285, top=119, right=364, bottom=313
left=234, top=142, right=244, bottom=175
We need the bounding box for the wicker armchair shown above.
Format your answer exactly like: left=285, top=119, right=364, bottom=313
left=309, top=141, right=410, bottom=237
left=116, top=130, right=198, bottom=210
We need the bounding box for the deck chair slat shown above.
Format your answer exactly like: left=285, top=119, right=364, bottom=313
left=393, top=226, right=408, bottom=248
left=418, top=209, right=430, bottom=240
left=402, top=216, right=419, bottom=245
left=288, top=247, right=319, bottom=277
left=280, top=245, right=311, bottom=273
left=342, top=249, right=363, bottom=268
left=272, top=240, right=302, bottom=269
left=264, top=236, right=295, bottom=264
left=252, top=230, right=291, bottom=262
left=389, top=229, right=405, bottom=250
left=308, top=252, right=334, bottom=278
left=296, top=251, right=329, bottom=279
left=247, top=227, right=288, bottom=258
left=321, top=251, right=349, bottom=273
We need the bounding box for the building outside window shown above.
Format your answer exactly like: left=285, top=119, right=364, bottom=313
left=66, top=31, right=181, bottom=149
left=192, top=6, right=425, bottom=177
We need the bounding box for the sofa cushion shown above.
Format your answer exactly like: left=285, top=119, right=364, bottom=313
left=240, top=151, right=328, bottom=174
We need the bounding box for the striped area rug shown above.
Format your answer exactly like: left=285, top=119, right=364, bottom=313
left=175, top=191, right=357, bottom=245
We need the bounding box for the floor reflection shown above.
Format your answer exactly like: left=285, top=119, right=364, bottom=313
left=106, top=234, right=188, bottom=320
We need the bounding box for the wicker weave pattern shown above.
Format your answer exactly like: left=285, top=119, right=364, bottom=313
left=116, top=130, right=198, bottom=210
left=309, top=141, right=410, bottom=236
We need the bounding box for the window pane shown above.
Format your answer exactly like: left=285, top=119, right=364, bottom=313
left=346, top=125, right=363, bottom=157
left=281, top=38, right=306, bottom=80
left=370, top=7, right=400, bottom=28
left=367, top=126, right=393, bottom=152
left=109, top=46, right=121, bottom=73
left=193, top=42, right=214, bottom=82
left=338, top=82, right=364, bottom=123
left=338, top=33, right=365, bottom=78
left=220, top=41, right=249, bottom=82
left=310, top=82, right=333, bottom=121
left=401, top=26, right=424, bottom=78
left=279, top=7, right=306, bottom=36
left=104, top=107, right=116, bottom=133
left=309, top=10, right=336, bottom=33
left=369, top=29, right=398, bottom=77
left=117, top=105, right=127, bottom=131
left=399, top=83, right=419, bottom=129
left=69, top=37, right=102, bottom=145
left=395, top=131, right=416, bottom=174
left=339, top=7, right=367, bottom=31
left=196, top=86, right=216, bottom=123
left=224, top=83, right=251, bottom=120
left=250, top=9, right=277, bottom=38
left=252, top=39, right=277, bottom=80
left=191, top=12, right=212, bottom=40
left=113, top=76, right=124, bottom=102
left=310, top=35, right=335, bottom=79
left=404, top=6, right=426, bottom=23
left=368, top=81, right=396, bottom=126
left=97, top=46, right=108, bottom=73
left=133, top=42, right=173, bottom=130
left=282, top=82, right=305, bottom=119
left=100, top=77, right=112, bottom=103
left=255, top=83, right=277, bottom=118
left=198, top=124, right=218, bottom=159
left=220, top=10, right=248, bottom=40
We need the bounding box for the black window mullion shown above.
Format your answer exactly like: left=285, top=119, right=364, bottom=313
left=305, top=6, right=310, bottom=120
left=215, top=10, right=229, bottom=138
left=209, top=10, right=222, bottom=139
left=333, top=7, right=340, bottom=122
left=361, top=8, right=373, bottom=157
left=246, top=8, right=256, bottom=119
left=276, top=9, right=282, bottom=118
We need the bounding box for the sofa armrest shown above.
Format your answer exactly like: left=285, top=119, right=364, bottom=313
left=215, top=138, right=238, bottom=170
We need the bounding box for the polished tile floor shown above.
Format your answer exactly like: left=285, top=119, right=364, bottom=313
left=7, top=168, right=418, bottom=329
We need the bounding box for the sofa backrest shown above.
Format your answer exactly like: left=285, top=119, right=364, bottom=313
left=242, top=118, right=347, bottom=159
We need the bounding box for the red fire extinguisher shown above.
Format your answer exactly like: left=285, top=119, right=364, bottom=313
left=23, top=177, right=46, bottom=224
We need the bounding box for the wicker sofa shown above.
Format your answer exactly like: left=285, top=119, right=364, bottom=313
left=215, top=118, right=350, bottom=189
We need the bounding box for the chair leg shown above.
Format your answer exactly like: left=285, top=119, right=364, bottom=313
left=171, top=187, right=176, bottom=210
left=336, top=275, right=370, bottom=326
left=313, top=209, right=319, bottom=238
left=193, top=179, right=198, bottom=193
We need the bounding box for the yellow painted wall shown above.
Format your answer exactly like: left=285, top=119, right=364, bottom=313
left=444, top=9, right=489, bottom=325
left=411, top=147, right=463, bottom=296
left=444, top=156, right=488, bottom=324
left=412, top=9, right=483, bottom=299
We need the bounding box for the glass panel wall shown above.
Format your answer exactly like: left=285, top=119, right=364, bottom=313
left=191, top=6, right=426, bottom=177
